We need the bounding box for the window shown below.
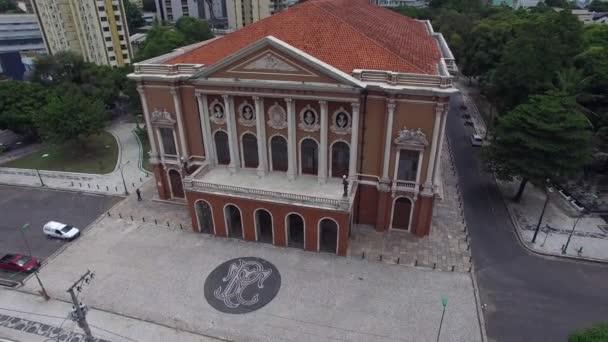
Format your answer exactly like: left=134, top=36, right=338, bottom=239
left=103, top=27, right=109, bottom=32
left=109, top=56, right=116, bottom=61
left=105, top=37, right=111, bottom=41
left=242, top=133, right=259, bottom=168
left=214, top=131, right=230, bottom=165
left=100, top=17, right=107, bottom=21
left=396, top=150, right=419, bottom=182
left=331, top=142, right=349, bottom=178
left=300, top=139, right=318, bottom=175
left=270, top=136, right=287, bottom=171
left=108, top=47, right=113, bottom=51
left=159, top=128, right=177, bottom=155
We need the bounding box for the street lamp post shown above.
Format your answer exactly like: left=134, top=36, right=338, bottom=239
left=119, top=161, right=130, bottom=195
left=19, top=224, right=50, bottom=300
left=532, top=179, right=552, bottom=244
left=562, top=214, right=583, bottom=255
left=436, top=295, right=448, bottom=342
left=35, top=169, right=45, bottom=187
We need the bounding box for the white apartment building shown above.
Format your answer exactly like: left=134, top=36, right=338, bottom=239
left=155, top=0, right=228, bottom=27
left=33, top=0, right=132, bottom=67
left=226, top=0, right=286, bottom=29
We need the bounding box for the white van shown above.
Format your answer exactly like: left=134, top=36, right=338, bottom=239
left=43, top=221, right=80, bottom=240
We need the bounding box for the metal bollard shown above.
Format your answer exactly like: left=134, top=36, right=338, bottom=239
left=87, top=183, right=90, bottom=188
left=433, top=263, right=437, bottom=269
left=577, top=246, right=583, bottom=255
left=467, top=244, right=471, bottom=251
left=469, top=266, right=472, bottom=273
left=378, top=255, right=382, bottom=261
left=142, top=217, right=145, bottom=223
left=97, top=184, right=99, bottom=189
left=167, top=221, right=170, bottom=227
left=119, top=213, right=122, bottom=219
left=140, top=177, right=142, bottom=182
left=179, top=223, right=183, bottom=230
left=414, top=259, right=418, bottom=266
left=396, top=257, right=400, bottom=264
left=469, top=256, right=473, bottom=263
left=130, top=216, right=133, bottom=221
left=115, top=186, right=118, bottom=191
left=132, top=182, right=135, bottom=187
left=361, top=251, right=365, bottom=259
left=107, top=212, right=111, bottom=217
left=106, top=186, right=109, bottom=191
left=79, top=182, right=82, bottom=187
left=154, top=219, right=158, bottom=225
left=451, top=265, right=455, bottom=272
left=71, top=181, right=74, bottom=186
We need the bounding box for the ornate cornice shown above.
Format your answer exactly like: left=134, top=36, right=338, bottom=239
left=394, top=126, right=428, bottom=149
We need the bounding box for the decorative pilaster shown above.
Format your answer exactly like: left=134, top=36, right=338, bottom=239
left=423, top=103, right=444, bottom=195
left=286, top=98, right=296, bottom=180
left=169, top=87, right=189, bottom=158
left=348, top=102, right=360, bottom=180
left=136, top=86, right=157, bottom=157
left=433, top=103, right=448, bottom=188
left=382, top=99, right=396, bottom=180
left=196, top=93, right=214, bottom=166
left=318, top=100, right=328, bottom=184
left=223, top=95, right=239, bottom=172
left=254, top=96, right=268, bottom=176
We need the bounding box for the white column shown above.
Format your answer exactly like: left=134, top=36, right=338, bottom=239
left=136, top=86, right=157, bottom=156
left=433, top=104, right=448, bottom=187
left=254, top=96, right=268, bottom=176
left=348, top=102, right=360, bottom=181
left=286, top=98, right=297, bottom=180
left=170, top=87, right=189, bottom=158
left=382, top=100, right=396, bottom=180
left=223, top=95, right=240, bottom=172
left=155, top=128, right=165, bottom=164
left=196, top=93, right=214, bottom=166
left=424, top=103, right=443, bottom=193
left=318, top=100, right=328, bottom=184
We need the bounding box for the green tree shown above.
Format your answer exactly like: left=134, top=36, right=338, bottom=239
left=142, top=0, right=156, bottom=11
left=569, top=322, right=608, bottom=342
left=0, top=0, right=17, bottom=12
left=124, top=0, right=145, bottom=31
left=483, top=93, right=592, bottom=201
left=588, top=0, right=608, bottom=11
left=0, top=81, right=51, bottom=138
left=134, top=24, right=187, bottom=61
left=544, top=0, right=570, bottom=7
left=392, top=6, right=433, bottom=19
left=175, top=16, right=214, bottom=44
left=34, top=84, right=106, bottom=148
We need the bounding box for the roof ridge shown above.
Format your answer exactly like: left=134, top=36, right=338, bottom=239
left=309, top=0, right=428, bottom=74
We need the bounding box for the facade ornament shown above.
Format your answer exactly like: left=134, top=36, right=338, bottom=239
left=298, top=105, right=320, bottom=132
left=394, top=126, right=429, bottom=149
left=237, top=100, right=256, bottom=127
left=243, top=53, right=298, bottom=72
left=267, top=102, right=287, bottom=130
left=209, top=98, right=226, bottom=125
left=151, top=108, right=175, bottom=125
left=330, top=107, right=352, bottom=135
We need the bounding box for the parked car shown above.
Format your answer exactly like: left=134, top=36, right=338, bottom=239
left=43, top=221, right=80, bottom=240
left=471, top=134, right=483, bottom=147
left=0, top=253, right=40, bottom=273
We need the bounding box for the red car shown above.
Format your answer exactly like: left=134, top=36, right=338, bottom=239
left=0, top=253, right=40, bottom=273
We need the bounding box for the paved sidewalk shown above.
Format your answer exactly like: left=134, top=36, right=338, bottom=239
left=19, top=214, right=484, bottom=342
left=348, top=134, right=472, bottom=272
left=497, top=179, right=608, bottom=262
left=0, top=290, right=218, bottom=342
left=0, top=123, right=151, bottom=196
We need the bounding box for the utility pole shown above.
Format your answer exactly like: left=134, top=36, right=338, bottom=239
left=120, top=161, right=130, bottom=195
left=19, top=223, right=49, bottom=300
left=36, top=169, right=45, bottom=187
left=562, top=215, right=583, bottom=255
left=436, top=295, right=448, bottom=342
left=67, top=270, right=95, bottom=341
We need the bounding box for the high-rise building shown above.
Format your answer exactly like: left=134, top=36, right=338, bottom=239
left=32, top=0, right=132, bottom=67
left=0, top=13, right=45, bottom=79
left=155, top=0, right=228, bottom=27
left=226, top=0, right=286, bottom=29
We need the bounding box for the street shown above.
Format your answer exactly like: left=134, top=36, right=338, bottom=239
left=0, top=185, right=119, bottom=283
left=447, top=96, right=608, bottom=341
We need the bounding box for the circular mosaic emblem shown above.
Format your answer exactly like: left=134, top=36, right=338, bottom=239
left=204, top=257, right=281, bottom=314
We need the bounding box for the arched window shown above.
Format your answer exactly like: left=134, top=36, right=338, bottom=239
left=300, top=138, right=318, bottom=175
left=255, top=209, right=273, bottom=244
left=214, top=131, right=230, bottom=165
left=242, top=133, right=259, bottom=168
left=271, top=135, right=288, bottom=172
left=224, top=204, right=243, bottom=239
left=168, top=169, right=184, bottom=198
left=331, top=141, right=350, bottom=178
left=319, top=218, right=338, bottom=254
left=195, top=200, right=213, bottom=234
left=286, top=213, right=304, bottom=249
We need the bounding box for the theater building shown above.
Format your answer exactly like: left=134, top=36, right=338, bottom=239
left=129, top=0, right=458, bottom=256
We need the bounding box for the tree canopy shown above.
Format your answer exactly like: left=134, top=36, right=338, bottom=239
left=124, top=0, right=145, bottom=32
left=483, top=93, right=592, bottom=200
left=588, top=0, right=608, bottom=12
left=0, top=82, right=51, bottom=138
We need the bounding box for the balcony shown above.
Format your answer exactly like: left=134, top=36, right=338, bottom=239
left=183, top=164, right=356, bottom=212
left=391, top=180, right=419, bottom=194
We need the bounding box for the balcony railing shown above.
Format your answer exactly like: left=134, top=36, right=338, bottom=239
left=391, top=180, right=419, bottom=194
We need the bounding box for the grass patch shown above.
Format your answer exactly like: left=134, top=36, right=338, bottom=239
left=135, top=127, right=153, bottom=173
left=3, top=131, right=118, bottom=174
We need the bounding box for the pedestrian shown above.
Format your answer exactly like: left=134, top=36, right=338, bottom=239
left=136, top=188, right=142, bottom=201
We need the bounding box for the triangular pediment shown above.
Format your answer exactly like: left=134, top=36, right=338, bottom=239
left=191, top=36, right=365, bottom=88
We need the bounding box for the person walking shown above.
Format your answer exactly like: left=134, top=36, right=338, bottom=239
left=136, top=188, right=142, bottom=201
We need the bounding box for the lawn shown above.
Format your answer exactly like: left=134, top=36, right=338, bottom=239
left=2, top=132, right=118, bottom=174
left=135, top=129, right=153, bottom=173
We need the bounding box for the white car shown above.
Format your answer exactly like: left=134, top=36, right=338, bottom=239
left=43, top=221, right=80, bottom=240
left=471, top=134, right=483, bottom=147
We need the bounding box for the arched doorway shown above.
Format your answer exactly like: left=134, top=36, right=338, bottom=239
left=319, top=219, right=338, bottom=254
left=242, top=133, right=259, bottom=168
left=300, top=138, right=318, bottom=175
left=195, top=200, right=214, bottom=234
left=270, top=135, right=288, bottom=172
left=331, top=141, right=349, bottom=178
left=214, top=131, right=230, bottom=165
left=391, top=197, right=413, bottom=231
left=255, top=209, right=273, bottom=244
left=168, top=169, right=184, bottom=198
left=286, top=213, right=304, bottom=249
left=224, top=204, right=243, bottom=239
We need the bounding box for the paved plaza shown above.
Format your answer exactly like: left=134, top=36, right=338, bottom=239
left=349, top=135, right=472, bottom=272
left=20, top=214, right=483, bottom=342
left=498, top=179, right=608, bottom=261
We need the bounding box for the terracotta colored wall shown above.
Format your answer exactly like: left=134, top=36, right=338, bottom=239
left=178, top=86, right=204, bottom=159
left=141, top=86, right=174, bottom=151
left=264, top=98, right=288, bottom=171
left=185, top=191, right=350, bottom=256
left=360, top=97, right=386, bottom=177
left=153, top=164, right=170, bottom=200
left=355, top=184, right=378, bottom=225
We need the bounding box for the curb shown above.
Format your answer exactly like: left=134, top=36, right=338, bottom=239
left=496, top=177, right=608, bottom=265
left=132, top=129, right=153, bottom=176
left=470, top=265, right=488, bottom=342
left=0, top=181, right=126, bottom=198
left=108, top=128, right=122, bottom=174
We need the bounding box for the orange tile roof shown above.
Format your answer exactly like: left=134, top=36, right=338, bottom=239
left=165, top=0, right=442, bottom=75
